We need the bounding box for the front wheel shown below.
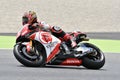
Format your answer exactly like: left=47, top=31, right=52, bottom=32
left=13, top=41, right=46, bottom=67
left=81, top=43, right=105, bottom=69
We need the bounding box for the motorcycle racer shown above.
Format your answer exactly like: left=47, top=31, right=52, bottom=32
left=22, top=11, right=77, bottom=52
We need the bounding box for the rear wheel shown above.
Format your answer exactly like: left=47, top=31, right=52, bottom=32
left=13, top=41, right=46, bottom=67
left=82, top=43, right=105, bottom=69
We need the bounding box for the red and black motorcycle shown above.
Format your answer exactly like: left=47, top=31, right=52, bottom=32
left=13, top=25, right=105, bottom=69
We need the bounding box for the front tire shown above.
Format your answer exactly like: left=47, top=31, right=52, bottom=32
left=13, top=42, right=46, bottom=67
left=82, top=43, right=105, bottom=69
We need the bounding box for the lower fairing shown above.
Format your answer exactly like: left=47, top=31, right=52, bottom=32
left=47, top=52, right=82, bottom=66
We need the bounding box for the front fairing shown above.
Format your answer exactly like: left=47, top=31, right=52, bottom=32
left=16, top=24, right=31, bottom=39
left=16, top=26, right=61, bottom=63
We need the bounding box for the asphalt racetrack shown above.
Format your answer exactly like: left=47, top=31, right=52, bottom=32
left=0, top=49, right=120, bottom=80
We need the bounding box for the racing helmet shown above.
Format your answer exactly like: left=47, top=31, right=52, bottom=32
left=22, top=11, right=37, bottom=25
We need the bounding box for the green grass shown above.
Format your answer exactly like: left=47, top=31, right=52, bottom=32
left=0, top=36, right=120, bottom=53
left=0, top=36, right=16, bottom=49
left=88, top=39, right=120, bottom=53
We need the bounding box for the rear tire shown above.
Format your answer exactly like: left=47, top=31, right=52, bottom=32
left=82, top=43, right=105, bottom=69
left=13, top=41, right=46, bottom=67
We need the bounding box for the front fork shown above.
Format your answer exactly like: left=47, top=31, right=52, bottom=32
left=26, top=40, right=33, bottom=53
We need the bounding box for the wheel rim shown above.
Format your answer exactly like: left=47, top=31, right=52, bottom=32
left=87, top=48, right=104, bottom=61
left=18, top=45, right=43, bottom=62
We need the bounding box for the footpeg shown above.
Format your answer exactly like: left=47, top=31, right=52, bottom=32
left=60, top=42, right=71, bottom=54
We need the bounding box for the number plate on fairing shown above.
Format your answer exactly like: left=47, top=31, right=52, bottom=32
left=34, top=31, right=61, bottom=57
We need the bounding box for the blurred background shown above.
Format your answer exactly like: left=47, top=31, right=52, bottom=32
left=0, top=0, right=120, bottom=33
